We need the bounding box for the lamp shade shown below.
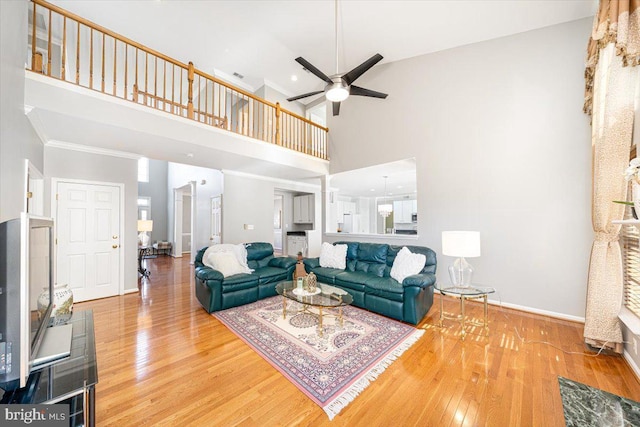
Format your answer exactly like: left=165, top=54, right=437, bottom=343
left=442, top=231, right=480, bottom=258
left=137, top=220, right=153, bottom=232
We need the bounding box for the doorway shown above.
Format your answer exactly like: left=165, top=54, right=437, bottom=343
left=172, top=182, right=196, bottom=261
left=273, top=194, right=283, bottom=255
left=52, top=179, right=124, bottom=302
left=210, top=195, right=222, bottom=245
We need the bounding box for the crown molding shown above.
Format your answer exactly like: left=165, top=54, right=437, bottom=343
left=222, top=169, right=322, bottom=190
left=46, top=140, right=141, bottom=160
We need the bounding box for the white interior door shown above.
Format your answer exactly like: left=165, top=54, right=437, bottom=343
left=210, top=195, right=222, bottom=245
left=55, top=181, right=121, bottom=302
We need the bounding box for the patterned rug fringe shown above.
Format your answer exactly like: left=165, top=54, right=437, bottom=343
left=323, top=328, right=424, bottom=420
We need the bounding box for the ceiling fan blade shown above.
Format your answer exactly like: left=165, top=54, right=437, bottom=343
left=295, top=57, right=333, bottom=84
left=332, top=101, right=341, bottom=116
left=286, top=90, right=324, bottom=102
left=341, top=53, right=384, bottom=86
left=349, top=85, right=388, bottom=99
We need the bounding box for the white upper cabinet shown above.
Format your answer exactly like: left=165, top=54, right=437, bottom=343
left=293, top=195, right=314, bottom=224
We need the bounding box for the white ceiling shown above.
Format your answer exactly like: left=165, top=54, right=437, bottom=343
left=50, top=0, right=597, bottom=102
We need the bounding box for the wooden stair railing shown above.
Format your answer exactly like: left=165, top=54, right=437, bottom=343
left=27, top=0, right=328, bottom=160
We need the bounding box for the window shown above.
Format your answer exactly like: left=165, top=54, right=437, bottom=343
left=138, top=197, right=150, bottom=220
left=621, top=211, right=640, bottom=318
left=138, top=157, right=149, bottom=183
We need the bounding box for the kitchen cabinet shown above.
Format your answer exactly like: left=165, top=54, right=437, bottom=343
left=294, top=195, right=314, bottom=224
left=393, top=199, right=417, bottom=223
left=287, top=235, right=307, bottom=256
left=337, top=201, right=356, bottom=219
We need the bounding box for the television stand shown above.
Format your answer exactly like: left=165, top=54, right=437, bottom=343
left=1, top=310, right=97, bottom=426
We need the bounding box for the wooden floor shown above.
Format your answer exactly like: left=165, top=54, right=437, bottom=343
left=78, top=256, right=640, bottom=426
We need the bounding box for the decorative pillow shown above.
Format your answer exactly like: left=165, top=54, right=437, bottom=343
left=203, top=244, right=252, bottom=273
left=319, top=242, right=348, bottom=270
left=207, top=252, right=247, bottom=277
left=390, top=247, right=426, bottom=284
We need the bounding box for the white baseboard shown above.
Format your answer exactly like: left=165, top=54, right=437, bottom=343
left=124, top=288, right=139, bottom=295
left=623, top=350, right=640, bottom=382
left=486, top=298, right=585, bottom=323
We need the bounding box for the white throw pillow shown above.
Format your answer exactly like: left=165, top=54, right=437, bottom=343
left=203, top=244, right=252, bottom=273
left=390, top=247, right=426, bottom=284
left=208, top=251, right=247, bottom=277
left=319, top=242, right=348, bottom=269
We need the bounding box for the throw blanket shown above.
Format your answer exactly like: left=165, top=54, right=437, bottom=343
left=202, top=244, right=253, bottom=274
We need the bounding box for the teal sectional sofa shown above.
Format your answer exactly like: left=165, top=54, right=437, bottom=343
left=303, top=241, right=437, bottom=325
left=194, top=242, right=296, bottom=313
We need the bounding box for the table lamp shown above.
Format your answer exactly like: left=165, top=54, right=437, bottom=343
left=137, top=220, right=153, bottom=247
left=442, top=231, right=481, bottom=287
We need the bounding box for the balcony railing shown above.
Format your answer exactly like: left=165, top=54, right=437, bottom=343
left=27, top=0, right=329, bottom=160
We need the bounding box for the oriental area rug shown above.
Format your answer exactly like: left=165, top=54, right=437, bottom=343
left=213, top=297, right=424, bottom=420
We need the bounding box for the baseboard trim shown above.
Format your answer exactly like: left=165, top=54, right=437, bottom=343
left=124, top=288, right=139, bottom=295
left=623, top=350, right=640, bottom=382
left=486, top=299, right=585, bottom=323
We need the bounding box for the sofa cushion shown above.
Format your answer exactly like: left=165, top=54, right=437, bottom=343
left=357, top=243, right=388, bottom=263
left=309, top=266, right=344, bottom=284
left=364, top=277, right=404, bottom=302
left=245, top=242, right=274, bottom=260
left=253, top=266, right=288, bottom=285
left=335, top=241, right=360, bottom=260
left=353, top=260, right=386, bottom=277
left=334, top=271, right=369, bottom=292
left=220, top=274, right=259, bottom=292
left=248, top=255, right=273, bottom=270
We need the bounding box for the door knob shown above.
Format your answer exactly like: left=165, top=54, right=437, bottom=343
left=112, top=244, right=118, bottom=249
left=112, top=235, right=118, bottom=239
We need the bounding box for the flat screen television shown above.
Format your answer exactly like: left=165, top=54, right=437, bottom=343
left=0, top=213, right=55, bottom=391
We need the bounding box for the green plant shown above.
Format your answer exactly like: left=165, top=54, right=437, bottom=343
left=613, top=200, right=634, bottom=206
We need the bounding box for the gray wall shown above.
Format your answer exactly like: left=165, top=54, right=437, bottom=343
left=222, top=172, right=320, bottom=245
left=45, top=147, right=138, bottom=292
left=0, top=0, right=43, bottom=221
left=257, top=84, right=305, bottom=116
left=138, top=159, right=169, bottom=242
left=326, top=18, right=593, bottom=319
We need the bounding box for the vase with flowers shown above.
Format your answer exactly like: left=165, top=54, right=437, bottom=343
left=624, top=158, right=640, bottom=215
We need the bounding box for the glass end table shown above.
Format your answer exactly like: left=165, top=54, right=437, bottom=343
left=436, top=285, right=495, bottom=340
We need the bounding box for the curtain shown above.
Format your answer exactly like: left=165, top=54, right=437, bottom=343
left=584, top=0, right=639, bottom=353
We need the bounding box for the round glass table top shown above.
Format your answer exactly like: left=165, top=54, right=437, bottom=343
left=435, top=285, right=495, bottom=297
left=275, top=281, right=353, bottom=308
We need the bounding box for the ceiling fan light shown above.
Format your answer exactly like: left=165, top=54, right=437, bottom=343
left=325, top=85, right=349, bottom=102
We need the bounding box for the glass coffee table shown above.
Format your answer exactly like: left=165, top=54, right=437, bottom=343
left=275, top=281, right=353, bottom=337
left=436, top=285, right=495, bottom=340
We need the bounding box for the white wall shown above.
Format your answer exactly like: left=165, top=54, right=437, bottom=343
left=257, top=84, right=305, bottom=117
left=0, top=0, right=43, bottom=222
left=222, top=171, right=321, bottom=245
left=326, top=18, right=593, bottom=319
left=44, top=147, right=139, bottom=292
left=167, top=162, right=223, bottom=260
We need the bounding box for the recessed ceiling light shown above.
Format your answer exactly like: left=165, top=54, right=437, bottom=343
left=397, top=185, right=403, bottom=189
left=370, top=189, right=375, bottom=192
left=291, top=75, right=298, bottom=82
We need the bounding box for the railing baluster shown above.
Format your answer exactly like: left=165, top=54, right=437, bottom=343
left=47, top=9, right=52, bottom=75
left=101, top=33, right=105, bottom=92
left=62, top=16, right=66, bottom=80
left=89, top=28, right=93, bottom=89
left=187, top=62, right=194, bottom=119
left=31, top=2, right=37, bottom=72
left=76, top=22, right=80, bottom=84
left=113, top=38, right=117, bottom=95
left=124, top=44, right=128, bottom=100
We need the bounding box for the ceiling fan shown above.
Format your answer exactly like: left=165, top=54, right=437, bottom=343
left=286, top=0, right=388, bottom=116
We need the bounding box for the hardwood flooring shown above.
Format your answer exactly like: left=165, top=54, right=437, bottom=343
left=77, top=256, right=640, bottom=426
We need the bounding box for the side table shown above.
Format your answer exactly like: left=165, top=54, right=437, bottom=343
left=138, top=246, right=151, bottom=277
left=436, top=285, right=495, bottom=340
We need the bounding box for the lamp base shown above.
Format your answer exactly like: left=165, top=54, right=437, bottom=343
left=138, top=231, right=150, bottom=247
left=448, top=257, right=474, bottom=287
